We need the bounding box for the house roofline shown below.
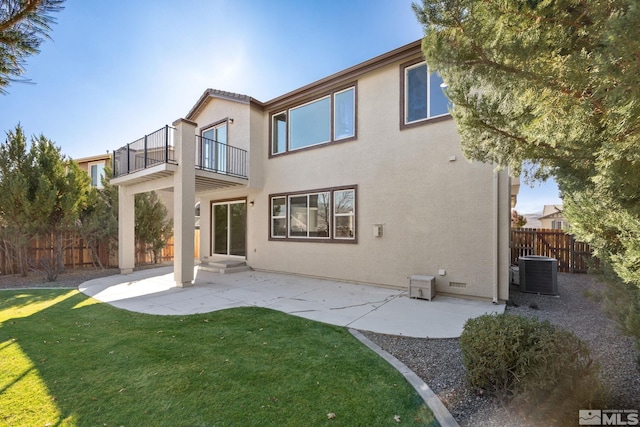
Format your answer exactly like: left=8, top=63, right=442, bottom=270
left=186, top=89, right=264, bottom=121
left=263, top=40, right=423, bottom=110
left=538, top=205, right=564, bottom=220
left=185, top=40, right=424, bottom=119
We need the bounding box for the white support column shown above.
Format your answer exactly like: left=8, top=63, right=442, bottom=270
left=199, top=198, right=211, bottom=265
left=118, top=185, right=135, bottom=274
left=173, top=118, right=197, bottom=287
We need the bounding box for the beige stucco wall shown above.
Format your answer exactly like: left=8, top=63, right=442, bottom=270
left=194, top=97, right=251, bottom=152
left=190, top=54, right=511, bottom=301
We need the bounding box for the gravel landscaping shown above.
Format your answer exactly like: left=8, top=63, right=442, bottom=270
left=0, top=267, right=120, bottom=289
left=2, top=268, right=638, bottom=426
left=363, top=273, right=640, bottom=426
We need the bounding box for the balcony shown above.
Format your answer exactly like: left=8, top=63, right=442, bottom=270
left=113, top=125, right=177, bottom=178
left=112, top=125, right=248, bottom=192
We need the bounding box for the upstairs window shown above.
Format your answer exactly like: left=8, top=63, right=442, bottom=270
left=290, top=97, right=331, bottom=150
left=271, top=86, right=356, bottom=155
left=402, top=61, right=450, bottom=126
left=272, top=112, right=287, bottom=155
left=200, top=121, right=228, bottom=172
left=334, top=87, right=356, bottom=140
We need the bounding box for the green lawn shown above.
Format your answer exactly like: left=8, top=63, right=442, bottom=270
left=0, top=289, right=437, bottom=426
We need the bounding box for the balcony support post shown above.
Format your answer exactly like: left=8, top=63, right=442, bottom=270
left=117, top=185, right=135, bottom=274
left=172, top=118, right=197, bottom=287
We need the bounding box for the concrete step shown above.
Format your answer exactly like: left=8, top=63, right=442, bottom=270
left=199, top=260, right=251, bottom=274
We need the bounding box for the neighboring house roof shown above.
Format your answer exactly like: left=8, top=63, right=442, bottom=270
left=539, top=205, right=563, bottom=220
left=523, top=214, right=542, bottom=228
left=510, top=174, right=520, bottom=208
left=74, top=153, right=111, bottom=164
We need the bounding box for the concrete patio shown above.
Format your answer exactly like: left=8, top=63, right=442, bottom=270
left=79, top=266, right=504, bottom=339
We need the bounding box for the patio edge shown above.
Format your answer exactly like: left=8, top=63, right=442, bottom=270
left=349, top=329, right=460, bottom=427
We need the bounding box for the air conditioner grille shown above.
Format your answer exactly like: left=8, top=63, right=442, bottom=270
left=519, top=256, right=558, bottom=296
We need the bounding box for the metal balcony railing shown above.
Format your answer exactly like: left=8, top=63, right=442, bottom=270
left=113, top=125, right=176, bottom=177
left=195, top=135, right=248, bottom=179
left=112, top=126, right=248, bottom=180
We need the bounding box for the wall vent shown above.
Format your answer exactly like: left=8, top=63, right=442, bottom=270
left=449, top=282, right=467, bottom=288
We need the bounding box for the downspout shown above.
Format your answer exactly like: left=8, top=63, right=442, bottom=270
left=492, top=168, right=499, bottom=304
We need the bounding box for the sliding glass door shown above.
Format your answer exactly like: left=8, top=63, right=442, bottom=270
left=212, top=200, right=246, bottom=257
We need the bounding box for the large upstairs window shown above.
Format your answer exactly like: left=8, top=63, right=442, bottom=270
left=290, top=97, right=331, bottom=150
left=402, top=61, right=450, bottom=127
left=271, top=86, right=356, bottom=155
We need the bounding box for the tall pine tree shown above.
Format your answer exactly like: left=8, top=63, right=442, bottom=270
left=0, top=0, right=65, bottom=93
left=414, top=0, right=640, bottom=286
left=0, top=125, right=32, bottom=275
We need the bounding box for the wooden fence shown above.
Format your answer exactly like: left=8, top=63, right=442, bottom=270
left=0, top=230, right=200, bottom=275
left=510, top=228, right=596, bottom=273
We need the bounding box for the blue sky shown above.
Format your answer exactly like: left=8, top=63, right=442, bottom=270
left=0, top=0, right=560, bottom=214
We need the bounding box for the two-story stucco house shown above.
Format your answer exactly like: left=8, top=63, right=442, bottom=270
left=538, top=205, right=568, bottom=230
left=111, top=40, right=514, bottom=302
left=75, top=153, right=111, bottom=188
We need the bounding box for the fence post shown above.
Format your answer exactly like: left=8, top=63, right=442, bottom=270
left=570, top=234, right=575, bottom=273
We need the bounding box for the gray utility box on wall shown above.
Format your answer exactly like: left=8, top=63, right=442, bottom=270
left=518, top=256, right=558, bottom=296
left=409, top=275, right=436, bottom=301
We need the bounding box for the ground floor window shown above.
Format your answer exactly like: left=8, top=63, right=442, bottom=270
left=270, top=186, right=356, bottom=242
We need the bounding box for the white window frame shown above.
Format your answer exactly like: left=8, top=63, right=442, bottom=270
left=89, top=161, right=106, bottom=189
left=333, top=87, right=356, bottom=141
left=271, top=196, right=287, bottom=238
left=271, top=111, right=288, bottom=155
left=333, top=189, right=356, bottom=240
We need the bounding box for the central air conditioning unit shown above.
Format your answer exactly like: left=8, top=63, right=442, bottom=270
left=518, top=256, right=558, bottom=296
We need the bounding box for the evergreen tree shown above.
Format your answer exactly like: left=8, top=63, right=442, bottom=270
left=77, top=166, right=118, bottom=269
left=78, top=167, right=173, bottom=269
left=0, top=125, right=91, bottom=279
left=135, top=191, right=173, bottom=265
left=414, top=0, right=640, bottom=286
left=0, top=0, right=65, bottom=93
left=0, top=125, right=32, bottom=275
left=25, top=133, right=91, bottom=280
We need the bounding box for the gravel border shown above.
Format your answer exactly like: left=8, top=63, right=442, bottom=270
left=362, top=273, right=640, bottom=426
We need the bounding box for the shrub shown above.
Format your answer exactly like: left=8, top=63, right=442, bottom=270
left=600, top=266, right=640, bottom=359
left=459, top=313, right=600, bottom=405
